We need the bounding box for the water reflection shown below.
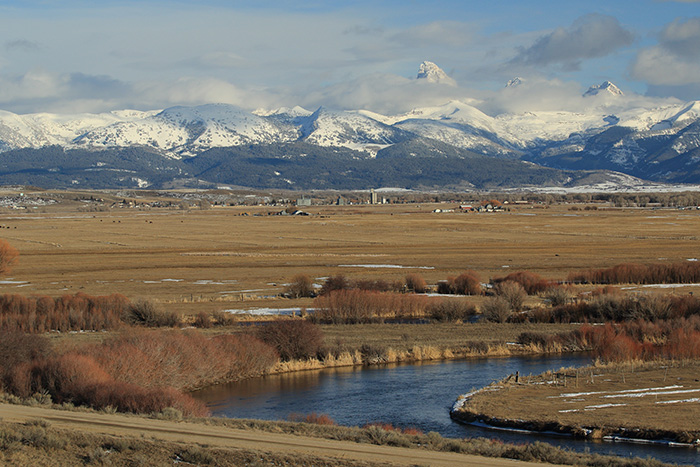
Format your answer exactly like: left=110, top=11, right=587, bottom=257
left=193, top=354, right=700, bottom=466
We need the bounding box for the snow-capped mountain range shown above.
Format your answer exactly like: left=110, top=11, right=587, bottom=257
left=1, top=61, right=700, bottom=188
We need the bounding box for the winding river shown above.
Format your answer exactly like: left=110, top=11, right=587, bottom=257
left=194, top=354, right=700, bottom=466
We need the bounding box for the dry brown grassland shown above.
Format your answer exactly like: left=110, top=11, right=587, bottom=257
left=4, top=189, right=700, bottom=363
left=4, top=190, right=700, bottom=315
left=2, top=189, right=699, bottom=464
left=453, top=360, right=700, bottom=444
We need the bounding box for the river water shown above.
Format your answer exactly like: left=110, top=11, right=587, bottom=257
left=193, top=354, right=700, bottom=466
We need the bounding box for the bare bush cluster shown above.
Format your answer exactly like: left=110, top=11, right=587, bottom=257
left=587, top=318, right=700, bottom=362
left=481, top=297, right=512, bottom=323
left=437, top=271, right=482, bottom=295
left=0, top=329, right=279, bottom=417
left=256, top=320, right=323, bottom=361
left=494, top=281, right=527, bottom=312
left=526, top=293, right=700, bottom=324
left=313, top=289, right=433, bottom=324
left=0, top=239, right=18, bottom=276
left=285, top=274, right=315, bottom=299
left=493, top=271, right=551, bottom=295
left=404, top=273, right=427, bottom=293
left=124, top=299, right=181, bottom=327
left=0, top=293, right=129, bottom=333
left=568, top=262, right=700, bottom=285
left=428, top=299, right=476, bottom=322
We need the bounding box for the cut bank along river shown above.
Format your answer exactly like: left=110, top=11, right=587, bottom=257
left=193, top=354, right=700, bottom=466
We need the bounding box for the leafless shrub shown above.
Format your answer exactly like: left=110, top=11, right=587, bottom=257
left=428, top=299, right=476, bottom=322
left=443, top=271, right=482, bottom=295
left=405, top=273, right=427, bottom=293
left=494, top=281, right=526, bottom=311
left=0, top=239, right=19, bottom=276
left=125, top=300, right=180, bottom=327
left=544, top=286, right=574, bottom=307
left=255, top=320, right=323, bottom=361
left=192, top=311, right=212, bottom=328
left=313, top=289, right=432, bottom=323
left=285, top=274, right=315, bottom=298
left=493, top=271, right=550, bottom=294
left=481, top=297, right=512, bottom=323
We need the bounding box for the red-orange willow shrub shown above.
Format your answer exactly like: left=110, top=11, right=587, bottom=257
left=528, top=293, right=700, bottom=323
left=288, top=412, right=336, bottom=426
left=256, top=320, right=323, bottom=361
left=438, top=271, right=482, bottom=295
left=0, top=292, right=129, bottom=333
left=493, top=271, right=551, bottom=295
left=586, top=317, right=700, bottom=362
left=79, top=330, right=278, bottom=391
left=0, top=239, right=18, bottom=275
left=568, top=262, right=700, bottom=285
left=15, top=353, right=209, bottom=417
left=3, top=329, right=278, bottom=417
left=313, top=289, right=433, bottom=323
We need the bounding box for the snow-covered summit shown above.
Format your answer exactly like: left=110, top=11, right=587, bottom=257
left=416, top=61, right=456, bottom=86
left=584, top=81, right=624, bottom=97
left=506, top=77, right=524, bottom=88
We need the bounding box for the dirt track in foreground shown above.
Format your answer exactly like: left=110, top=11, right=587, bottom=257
left=0, top=403, right=556, bottom=467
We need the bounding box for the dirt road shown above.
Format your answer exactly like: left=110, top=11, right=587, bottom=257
left=0, top=403, right=555, bottom=466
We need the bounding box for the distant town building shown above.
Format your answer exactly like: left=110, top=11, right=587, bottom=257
left=296, top=197, right=312, bottom=207
left=370, top=189, right=378, bottom=205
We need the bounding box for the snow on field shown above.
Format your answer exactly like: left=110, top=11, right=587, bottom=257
left=557, top=385, right=682, bottom=398
left=655, top=398, right=700, bottom=405
left=604, top=388, right=700, bottom=399
left=339, top=264, right=434, bottom=269
left=223, top=307, right=312, bottom=316
left=585, top=403, right=627, bottom=410
left=0, top=280, right=28, bottom=285
left=193, top=279, right=237, bottom=285
left=621, top=283, right=700, bottom=290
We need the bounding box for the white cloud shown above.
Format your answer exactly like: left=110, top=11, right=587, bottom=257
left=630, top=17, right=700, bottom=98
left=297, top=73, right=473, bottom=115
left=390, top=21, right=475, bottom=48
left=658, top=17, right=700, bottom=58
left=510, top=14, right=634, bottom=71
left=631, top=47, right=700, bottom=86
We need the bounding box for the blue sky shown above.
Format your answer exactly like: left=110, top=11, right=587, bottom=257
left=0, top=0, right=699, bottom=114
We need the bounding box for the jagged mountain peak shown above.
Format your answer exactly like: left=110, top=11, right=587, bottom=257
left=505, top=77, right=524, bottom=88
left=416, top=61, right=456, bottom=86
left=584, top=81, right=623, bottom=97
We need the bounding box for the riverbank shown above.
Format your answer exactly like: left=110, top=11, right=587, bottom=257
left=215, top=321, right=585, bottom=376
left=451, top=360, right=700, bottom=446
left=0, top=402, right=678, bottom=467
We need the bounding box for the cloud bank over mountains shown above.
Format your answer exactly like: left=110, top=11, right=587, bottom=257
left=0, top=1, right=697, bottom=115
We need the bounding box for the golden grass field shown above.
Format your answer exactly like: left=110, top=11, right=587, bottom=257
left=2, top=188, right=700, bottom=317
left=456, top=360, right=700, bottom=441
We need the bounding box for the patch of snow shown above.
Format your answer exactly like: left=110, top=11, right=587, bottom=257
left=655, top=398, right=700, bottom=405
left=585, top=403, right=627, bottom=409
left=621, top=283, right=700, bottom=290
left=604, top=388, right=700, bottom=399
left=338, top=264, right=434, bottom=269
left=223, top=307, right=313, bottom=316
